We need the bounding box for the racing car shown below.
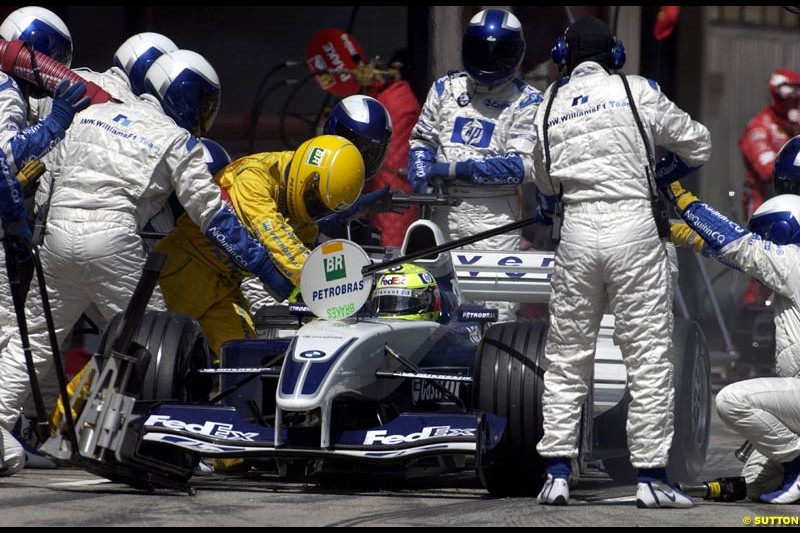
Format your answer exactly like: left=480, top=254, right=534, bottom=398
left=41, top=219, right=710, bottom=496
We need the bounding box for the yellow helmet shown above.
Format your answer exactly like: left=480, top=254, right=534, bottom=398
left=286, top=134, right=365, bottom=224
left=372, top=263, right=441, bottom=322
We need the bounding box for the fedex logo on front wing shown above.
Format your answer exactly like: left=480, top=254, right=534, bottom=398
left=363, top=426, right=475, bottom=445
left=145, top=414, right=259, bottom=442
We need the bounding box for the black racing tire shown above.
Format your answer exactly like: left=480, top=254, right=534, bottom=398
left=473, top=321, right=548, bottom=496
left=667, top=318, right=711, bottom=483
left=99, top=311, right=212, bottom=402
left=603, top=318, right=711, bottom=484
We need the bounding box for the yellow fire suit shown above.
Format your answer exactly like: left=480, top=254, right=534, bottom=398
left=156, top=151, right=316, bottom=356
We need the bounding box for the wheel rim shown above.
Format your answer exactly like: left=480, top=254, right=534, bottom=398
left=690, top=331, right=710, bottom=449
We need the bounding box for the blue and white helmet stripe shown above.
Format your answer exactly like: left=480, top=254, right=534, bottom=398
left=113, top=32, right=178, bottom=96
left=145, top=49, right=221, bottom=137
left=323, top=94, right=392, bottom=179
left=0, top=6, right=72, bottom=66
left=468, top=8, right=522, bottom=38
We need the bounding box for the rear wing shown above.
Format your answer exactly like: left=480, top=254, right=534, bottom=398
left=449, top=250, right=555, bottom=304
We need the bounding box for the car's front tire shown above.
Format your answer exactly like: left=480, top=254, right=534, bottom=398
left=473, top=321, right=548, bottom=496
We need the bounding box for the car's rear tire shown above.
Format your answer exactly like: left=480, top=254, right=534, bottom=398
left=473, top=321, right=548, bottom=496
left=100, top=311, right=212, bottom=401
left=603, top=318, right=710, bottom=484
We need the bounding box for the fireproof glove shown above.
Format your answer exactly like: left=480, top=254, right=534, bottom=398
left=16, top=159, right=45, bottom=191
left=662, top=180, right=700, bottom=213
left=49, top=79, right=90, bottom=131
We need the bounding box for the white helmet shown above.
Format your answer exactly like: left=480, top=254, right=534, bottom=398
left=0, top=6, right=72, bottom=66
left=144, top=49, right=221, bottom=137
left=113, top=32, right=178, bottom=96
left=749, top=194, right=800, bottom=246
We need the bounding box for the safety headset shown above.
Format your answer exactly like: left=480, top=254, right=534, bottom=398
left=550, top=27, right=626, bottom=72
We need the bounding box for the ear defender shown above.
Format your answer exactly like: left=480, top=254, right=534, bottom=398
left=551, top=34, right=569, bottom=70
left=610, top=37, right=626, bottom=70
left=551, top=30, right=626, bottom=71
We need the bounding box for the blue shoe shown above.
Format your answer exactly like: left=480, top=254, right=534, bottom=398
left=761, top=457, right=800, bottom=504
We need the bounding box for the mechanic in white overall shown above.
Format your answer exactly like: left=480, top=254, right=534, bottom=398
left=0, top=7, right=88, bottom=352
left=0, top=151, right=32, bottom=476
left=667, top=136, right=800, bottom=504
left=408, top=8, right=541, bottom=323
left=0, top=50, right=285, bottom=434
left=533, top=15, right=710, bottom=507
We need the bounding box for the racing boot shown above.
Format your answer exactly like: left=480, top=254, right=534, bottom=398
left=760, top=456, right=800, bottom=504
left=537, top=457, right=570, bottom=505
left=635, top=468, right=693, bottom=508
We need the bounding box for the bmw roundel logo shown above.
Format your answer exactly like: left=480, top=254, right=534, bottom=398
left=298, top=350, right=326, bottom=360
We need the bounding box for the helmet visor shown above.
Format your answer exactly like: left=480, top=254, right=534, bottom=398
left=301, top=172, right=331, bottom=220
left=778, top=83, right=800, bottom=101
left=332, top=122, right=388, bottom=179
left=373, top=287, right=432, bottom=316
left=775, top=179, right=800, bottom=196
left=462, top=34, right=524, bottom=74
left=197, top=88, right=221, bottom=137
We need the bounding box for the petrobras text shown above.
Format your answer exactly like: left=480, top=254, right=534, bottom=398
left=145, top=414, right=259, bottom=442
left=311, top=279, right=365, bottom=302
left=460, top=310, right=497, bottom=320
left=363, top=425, right=475, bottom=445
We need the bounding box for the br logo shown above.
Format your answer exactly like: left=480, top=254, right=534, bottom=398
left=306, top=147, right=327, bottom=166
left=322, top=241, right=346, bottom=282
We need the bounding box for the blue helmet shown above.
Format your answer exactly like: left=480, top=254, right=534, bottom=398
left=323, top=95, right=392, bottom=179
left=0, top=6, right=72, bottom=66
left=144, top=49, right=221, bottom=137
left=113, top=32, right=178, bottom=96
left=462, top=8, right=525, bottom=87
left=748, top=194, right=800, bottom=246
left=199, top=138, right=231, bottom=176
left=773, top=136, right=800, bottom=196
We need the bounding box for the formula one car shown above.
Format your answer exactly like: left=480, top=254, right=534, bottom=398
left=42, top=219, right=710, bottom=495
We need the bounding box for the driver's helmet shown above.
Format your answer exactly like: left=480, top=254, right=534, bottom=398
left=748, top=194, right=800, bottom=246
left=372, top=263, right=440, bottom=321
left=286, top=134, right=365, bottom=224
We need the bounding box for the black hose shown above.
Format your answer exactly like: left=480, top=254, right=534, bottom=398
left=247, top=61, right=304, bottom=152
left=279, top=72, right=319, bottom=149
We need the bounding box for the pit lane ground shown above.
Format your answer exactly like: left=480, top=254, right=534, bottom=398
left=0, top=405, right=798, bottom=527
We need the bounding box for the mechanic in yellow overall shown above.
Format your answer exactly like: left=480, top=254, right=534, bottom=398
left=155, top=134, right=366, bottom=357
